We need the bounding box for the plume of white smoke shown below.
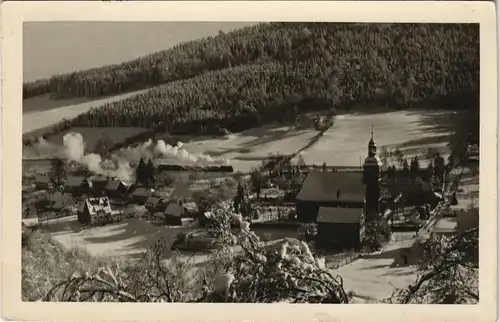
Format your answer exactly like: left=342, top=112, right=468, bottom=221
left=29, top=137, right=64, bottom=158
left=154, top=140, right=229, bottom=166
left=62, top=132, right=133, bottom=182
left=60, top=132, right=230, bottom=183
left=63, top=132, right=86, bottom=162
left=116, top=139, right=154, bottom=164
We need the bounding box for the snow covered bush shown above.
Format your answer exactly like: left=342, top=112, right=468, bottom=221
left=195, top=202, right=349, bottom=303
left=389, top=228, right=479, bottom=304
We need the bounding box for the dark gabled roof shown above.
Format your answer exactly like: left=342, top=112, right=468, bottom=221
left=91, top=175, right=109, bottom=182
left=105, top=180, right=125, bottom=191
left=131, top=187, right=153, bottom=197
left=164, top=203, right=186, bottom=217
left=48, top=192, right=74, bottom=209
left=65, top=176, right=87, bottom=187
left=296, top=171, right=365, bottom=203
left=145, top=196, right=162, bottom=207
left=316, top=207, right=363, bottom=224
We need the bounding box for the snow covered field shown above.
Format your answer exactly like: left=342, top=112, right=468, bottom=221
left=334, top=238, right=419, bottom=301
left=292, top=110, right=456, bottom=168
left=23, top=89, right=150, bottom=135
left=48, top=218, right=190, bottom=258
left=181, top=125, right=320, bottom=173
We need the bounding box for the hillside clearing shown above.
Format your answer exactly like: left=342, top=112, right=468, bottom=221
left=23, top=88, right=150, bottom=135
left=292, top=110, right=456, bottom=167
left=181, top=124, right=320, bottom=172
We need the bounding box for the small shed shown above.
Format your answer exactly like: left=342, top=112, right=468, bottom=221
left=130, top=187, right=153, bottom=205
left=105, top=180, right=129, bottom=198
left=78, top=197, right=114, bottom=226
left=164, top=203, right=189, bottom=225
left=315, top=207, right=364, bottom=251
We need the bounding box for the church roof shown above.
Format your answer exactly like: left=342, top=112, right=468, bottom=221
left=317, top=207, right=363, bottom=224
left=296, top=171, right=365, bottom=203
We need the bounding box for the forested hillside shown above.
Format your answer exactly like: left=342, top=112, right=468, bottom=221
left=25, top=22, right=479, bottom=137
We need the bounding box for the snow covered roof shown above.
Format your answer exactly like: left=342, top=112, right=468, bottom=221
left=84, top=197, right=112, bottom=215
left=297, top=171, right=365, bottom=203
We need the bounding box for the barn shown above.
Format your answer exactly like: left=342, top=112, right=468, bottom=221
left=295, top=171, right=366, bottom=223
left=315, top=207, right=364, bottom=250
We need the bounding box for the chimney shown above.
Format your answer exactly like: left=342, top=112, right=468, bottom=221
left=337, top=190, right=341, bottom=199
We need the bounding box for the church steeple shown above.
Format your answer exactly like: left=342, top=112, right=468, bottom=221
left=368, top=125, right=377, bottom=157
left=363, top=125, right=381, bottom=222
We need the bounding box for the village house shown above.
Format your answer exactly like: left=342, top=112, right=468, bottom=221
left=315, top=207, right=364, bottom=250
left=64, top=176, right=91, bottom=196
left=163, top=202, right=189, bottom=225
left=89, top=175, right=109, bottom=196
left=129, top=187, right=153, bottom=205
left=105, top=180, right=129, bottom=198
left=145, top=196, right=167, bottom=213
left=78, top=197, right=116, bottom=226
left=35, top=192, right=76, bottom=217
left=46, top=191, right=76, bottom=212
left=260, top=188, right=286, bottom=202
left=34, top=175, right=53, bottom=191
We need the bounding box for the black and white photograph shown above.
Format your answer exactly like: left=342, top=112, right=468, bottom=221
left=1, top=1, right=497, bottom=321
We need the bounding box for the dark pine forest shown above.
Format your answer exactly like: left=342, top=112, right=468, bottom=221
left=24, top=23, right=479, bottom=140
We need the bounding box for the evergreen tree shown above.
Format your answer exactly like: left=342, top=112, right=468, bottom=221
left=146, top=159, right=156, bottom=186
left=136, top=158, right=146, bottom=185
left=426, top=161, right=434, bottom=182
left=250, top=169, right=262, bottom=199
left=402, top=158, right=410, bottom=175
left=410, top=156, right=420, bottom=180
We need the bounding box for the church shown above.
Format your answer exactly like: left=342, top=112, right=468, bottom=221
left=295, top=130, right=384, bottom=250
